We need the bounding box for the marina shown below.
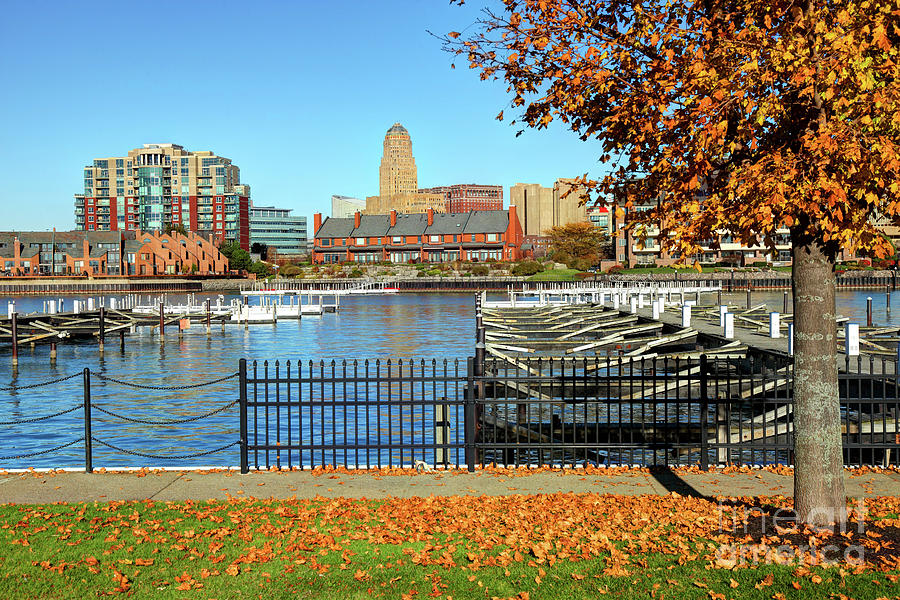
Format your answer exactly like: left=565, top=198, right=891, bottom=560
left=0, top=290, right=897, bottom=470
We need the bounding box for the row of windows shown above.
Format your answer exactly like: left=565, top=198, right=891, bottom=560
left=319, top=233, right=501, bottom=247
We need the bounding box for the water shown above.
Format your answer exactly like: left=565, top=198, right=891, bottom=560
left=0, top=293, right=479, bottom=469
left=0, top=289, right=893, bottom=469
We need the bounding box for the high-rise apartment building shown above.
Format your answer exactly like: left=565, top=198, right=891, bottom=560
left=379, top=123, right=418, bottom=197
left=74, top=143, right=251, bottom=249
left=249, top=205, right=308, bottom=256
left=331, top=195, right=366, bottom=218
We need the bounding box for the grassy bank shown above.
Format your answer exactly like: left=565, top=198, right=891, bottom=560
left=0, top=493, right=897, bottom=599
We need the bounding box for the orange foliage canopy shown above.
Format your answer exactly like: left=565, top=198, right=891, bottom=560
left=448, top=0, right=900, bottom=259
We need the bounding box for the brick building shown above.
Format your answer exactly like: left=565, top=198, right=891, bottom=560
left=74, top=143, right=251, bottom=250
left=419, top=184, right=504, bottom=213
left=0, top=230, right=228, bottom=276
left=311, top=206, right=527, bottom=264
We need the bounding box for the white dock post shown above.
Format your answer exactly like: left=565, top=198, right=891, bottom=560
left=110, top=298, right=117, bottom=310
left=681, top=304, right=691, bottom=327
left=629, top=296, right=637, bottom=313
left=845, top=322, right=860, bottom=356
left=87, top=297, right=95, bottom=311
left=724, top=312, right=735, bottom=339
left=719, top=305, right=728, bottom=327
left=638, top=294, right=645, bottom=309
left=788, top=323, right=794, bottom=356
left=7, top=301, right=14, bottom=319
left=599, top=292, right=606, bottom=305
left=613, top=295, right=620, bottom=310
left=769, top=312, right=780, bottom=338
left=651, top=299, right=660, bottom=320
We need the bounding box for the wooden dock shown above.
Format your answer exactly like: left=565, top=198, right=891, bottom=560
left=473, top=292, right=899, bottom=467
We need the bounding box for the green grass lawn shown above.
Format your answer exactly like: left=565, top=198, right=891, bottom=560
left=0, top=493, right=897, bottom=599
left=525, top=269, right=582, bottom=281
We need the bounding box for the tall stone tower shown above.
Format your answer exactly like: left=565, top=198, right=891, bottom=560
left=379, top=123, right=418, bottom=197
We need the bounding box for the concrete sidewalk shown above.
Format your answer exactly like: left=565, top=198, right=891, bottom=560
left=0, top=468, right=898, bottom=504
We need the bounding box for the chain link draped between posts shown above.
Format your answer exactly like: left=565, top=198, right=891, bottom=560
left=90, top=437, right=240, bottom=461
left=90, top=371, right=239, bottom=390
left=0, top=404, right=82, bottom=426
left=91, top=399, right=239, bottom=425
left=0, top=371, right=82, bottom=392
left=0, top=368, right=244, bottom=471
left=0, top=437, right=85, bottom=461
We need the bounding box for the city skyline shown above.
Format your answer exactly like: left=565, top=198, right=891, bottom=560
left=0, top=1, right=604, bottom=231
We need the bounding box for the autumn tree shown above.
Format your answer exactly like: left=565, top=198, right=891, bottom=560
left=445, top=0, right=900, bottom=526
left=547, top=221, right=609, bottom=269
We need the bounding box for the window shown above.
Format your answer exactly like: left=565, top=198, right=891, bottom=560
left=355, top=237, right=365, bottom=245
left=320, top=239, right=331, bottom=247
left=429, top=235, right=440, bottom=243
left=471, top=234, right=477, bottom=242
left=487, top=233, right=499, bottom=242
left=392, top=236, right=402, bottom=244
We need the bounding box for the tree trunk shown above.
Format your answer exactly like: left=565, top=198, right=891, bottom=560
left=791, top=235, right=846, bottom=528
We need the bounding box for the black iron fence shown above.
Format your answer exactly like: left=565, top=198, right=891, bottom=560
left=1, top=353, right=898, bottom=471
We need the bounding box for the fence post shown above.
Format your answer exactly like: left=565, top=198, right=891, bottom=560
left=83, top=368, right=93, bottom=473
left=465, top=356, right=478, bottom=472
left=239, top=358, right=249, bottom=474
left=699, top=354, right=709, bottom=471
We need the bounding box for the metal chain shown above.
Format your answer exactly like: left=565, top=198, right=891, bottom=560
left=90, top=371, right=238, bottom=390
left=91, top=399, right=239, bottom=425
left=0, top=372, right=82, bottom=392
left=90, top=437, right=239, bottom=460
left=0, top=437, right=85, bottom=460
left=0, top=405, right=82, bottom=425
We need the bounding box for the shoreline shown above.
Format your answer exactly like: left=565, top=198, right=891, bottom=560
left=0, top=270, right=896, bottom=295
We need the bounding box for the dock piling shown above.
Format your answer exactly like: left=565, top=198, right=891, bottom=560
left=867, top=297, right=873, bottom=327
left=159, top=301, right=165, bottom=340
left=11, top=312, right=18, bottom=367
left=98, top=307, right=105, bottom=354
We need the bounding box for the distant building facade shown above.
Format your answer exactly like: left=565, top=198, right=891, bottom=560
left=364, top=192, right=447, bottom=215
left=510, top=179, right=592, bottom=237
left=249, top=205, right=307, bottom=256
left=379, top=123, right=418, bottom=197
left=0, top=230, right=228, bottom=276
left=311, top=206, right=527, bottom=264
left=331, top=195, right=366, bottom=218
left=74, top=143, right=251, bottom=250
left=419, top=184, right=504, bottom=213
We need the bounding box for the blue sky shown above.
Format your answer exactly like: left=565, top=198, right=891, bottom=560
left=0, top=1, right=605, bottom=231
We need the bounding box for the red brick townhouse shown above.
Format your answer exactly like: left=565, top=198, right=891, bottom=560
left=0, top=230, right=228, bottom=276
left=312, top=206, right=528, bottom=264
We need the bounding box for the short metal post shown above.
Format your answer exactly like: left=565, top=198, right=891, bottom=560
left=783, top=291, right=789, bottom=315
left=50, top=342, right=57, bottom=363
left=465, top=356, right=479, bottom=473
left=746, top=287, right=752, bottom=309
left=435, top=401, right=450, bottom=467
left=98, top=307, right=105, bottom=354
left=206, top=299, right=211, bottom=335
left=159, top=301, right=165, bottom=339
left=10, top=312, right=18, bottom=368
left=887, top=288, right=891, bottom=313
left=717, top=289, right=721, bottom=306
left=699, top=354, right=709, bottom=470
left=239, top=358, right=249, bottom=474
left=83, top=368, right=93, bottom=473
left=867, top=296, right=873, bottom=327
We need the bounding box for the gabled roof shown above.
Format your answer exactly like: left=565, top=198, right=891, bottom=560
left=462, top=211, right=509, bottom=234
left=425, top=212, right=470, bottom=235
left=351, top=215, right=390, bottom=237
left=316, top=217, right=355, bottom=238
left=387, top=213, right=428, bottom=236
